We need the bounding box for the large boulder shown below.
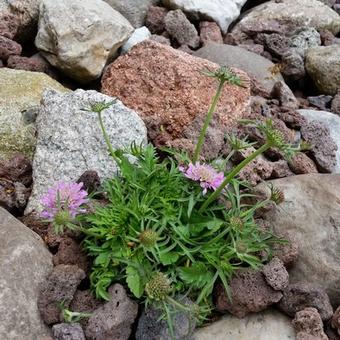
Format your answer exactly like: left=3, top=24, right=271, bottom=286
left=0, top=68, right=67, bottom=160
left=102, top=40, right=250, bottom=159
left=35, top=0, right=133, bottom=83
left=298, top=109, right=340, bottom=173
left=0, top=207, right=53, bottom=339
left=232, top=0, right=340, bottom=36
left=25, top=89, right=147, bottom=214
left=162, top=0, right=248, bottom=34
left=194, top=309, right=295, bottom=340
left=194, top=42, right=283, bottom=94
left=261, top=174, right=340, bottom=306
left=103, top=0, right=159, bottom=28
left=305, top=45, right=340, bottom=95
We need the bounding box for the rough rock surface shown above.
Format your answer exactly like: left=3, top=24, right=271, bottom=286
left=0, top=11, right=19, bottom=39
left=194, top=42, right=284, bottom=94
left=331, top=92, right=340, bottom=115
left=0, top=207, right=52, bottom=339
left=146, top=5, right=168, bottom=34
left=162, top=0, right=248, bottom=34
left=194, top=309, right=295, bottom=340
left=299, top=109, right=340, bottom=173
left=331, top=306, right=340, bottom=335
left=289, top=27, right=321, bottom=57
left=261, top=174, right=340, bottom=306
left=52, top=323, right=85, bottom=340
left=262, top=257, right=289, bottom=291
left=136, top=296, right=196, bottom=340
left=164, top=9, right=199, bottom=48
left=293, top=307, right=328, bottom=340
left=0, top=68, right=67, bottom=160
left=7, top=54, right=52, bottom=74
left=38, top=264, right=86, bottom=325
left=121, top=26, right=151, bottom=54
left=25, top=89, right=147, bottom=214
left=215, top=269, right=283, bottom=318
left=85, top=284, right=138, bottom=340
left=199, top=21, right=223, bottom=45
left=289, top=153, right=318, bottom=175
left=305, top=45, right=340, bottom=95
left=0, top=35, right=21, bottom=60
left=35, top=0, right=133, bottom=83
left=232, top=0, right=340, bottom=36
left=102, top=40, right=250, bottom=159
left=104, top=0, right=159, bottom=28
left=278, top=283, right=333, bottom=321
left=300, top=119, right=337, bottom=173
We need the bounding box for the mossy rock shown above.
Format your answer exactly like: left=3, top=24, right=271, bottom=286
left=0, top=68, right=68, bottom=160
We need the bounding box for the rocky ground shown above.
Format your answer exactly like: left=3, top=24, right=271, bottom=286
left=0, top=0, right=340, bottom=339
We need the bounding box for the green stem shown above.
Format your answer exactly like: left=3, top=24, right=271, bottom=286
left=97, top=111, right=119, bottom=162
left=199, top=143, right=271, bottom=213
left=192, top=80, right=226, bottom=163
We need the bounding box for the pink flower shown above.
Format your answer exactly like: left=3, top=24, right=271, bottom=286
left=180, top=163, right=225, bottom=194
left=40, top=182, right=88, bottom=220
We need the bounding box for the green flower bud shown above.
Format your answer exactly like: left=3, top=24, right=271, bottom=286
left=270, top=186, right=285, bottom=205
left=229, top=216, right=244, bottom=230
left=139, top=230, right=158, bottom=248
left=145, top=272, right=171, bottom=301
left=54, top=210, right=72, bottom=226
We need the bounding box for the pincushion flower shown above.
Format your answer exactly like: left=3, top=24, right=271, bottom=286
left=180, top=163, right=225, bottom=194
left=40, top=181, right=88, bottom=220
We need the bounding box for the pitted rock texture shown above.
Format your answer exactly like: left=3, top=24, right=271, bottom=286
left=215, top=269, right=282, bottom=318
left=102, top=40, right=250, bottom=160
left=262, top=257, right=289, bottom=291
left=25, top=89, right=147, bottom=214
left=38, top=264, right=85, bottom=325
left=278, top=283, right=333, bottom=321
left=52, top=323, right=85, bottom=340
left=85, top=284, right=138, bottom=340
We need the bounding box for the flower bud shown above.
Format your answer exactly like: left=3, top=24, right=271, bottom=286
left=145, top=272, right=171, bottom=301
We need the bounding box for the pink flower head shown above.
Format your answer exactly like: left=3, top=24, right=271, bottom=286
left=180, top=163, right=225, bottom=194
left=40, top=181, right=88, bottom=220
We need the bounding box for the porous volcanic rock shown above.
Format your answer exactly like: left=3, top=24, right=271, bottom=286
left=102, top=40, right=250, bottom=159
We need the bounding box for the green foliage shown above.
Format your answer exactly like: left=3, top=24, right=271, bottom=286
left=59, top=302, right=92, bottom=323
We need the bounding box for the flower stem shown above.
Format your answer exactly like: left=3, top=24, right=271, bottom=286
left=97, top=111, right=119, bottom=162
left=192, top=80, right=226, bottom=163
left=199, top=143, right=271, bottom=212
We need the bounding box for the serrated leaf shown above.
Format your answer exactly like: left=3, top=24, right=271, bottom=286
left=126, top=266, right=144, bottom=298
left=94, top=252, right=111, bottom=266
left=159, top=252, right=179, bottom=265
left=178, top=262, right=214, bottom=289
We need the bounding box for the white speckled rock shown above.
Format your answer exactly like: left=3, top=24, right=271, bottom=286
left=162, top=0, right=248, bottom=34
left=0, top=68, right=67, bottom=160
left=0, top=207, right=53, bottom=339
left=233, top=0, right=340, bottom=35
left=121, top=26, right=151, bottom=54
left=298, top=109, right=340, bottom=173
left=25, top=89, right=147, bottom=214
left=194, top=309, right=295, bottom=340
left=35, top=0, right=133, bottom=83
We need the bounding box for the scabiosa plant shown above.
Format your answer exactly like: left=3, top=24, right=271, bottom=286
left=40, top=181, right=88, bottom=234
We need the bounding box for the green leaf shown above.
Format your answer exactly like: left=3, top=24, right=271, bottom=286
left=94, top=252, right=111, bottom=266
left=159, top=252, right=179, bottom=265
left=178, top=262, right=214, bottom=289
left=126, top=266, right=144, bottom=298
left=189, top=215, right=224, bottom=233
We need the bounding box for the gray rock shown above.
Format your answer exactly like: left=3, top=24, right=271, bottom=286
left=331, top=91, right=340, bottom=115
left=35, top=0, right=133, bottom=83
left=278, top=283, right=333, bottom=321
left=298, top=109, right=340, bottom=173
left=52, top=323, right=85, bottom=340
left=307, top=95, right=333, bottom=111
left=103, top=0, right=158, bottom=28
left=305, top=45, right=340, bottom=95
left=38, top=265, right=86, bottom=325
left=121, top=26, right=151, bottom=54
left=281, top=49, right=305, bottom=81
left=0, top=67, right=67, bottom=160
left=136, top=296, right=196, bottom=340
left=25, top=89, right=147, bottom=214
left=0, top=207, right=53, bottom=339
left=162, top=0, right=248, bottom=34
left=194, top=309, right=295, bottom=340
left=261, top=174, right=340, bottom=306
left=271, top=81, right=299, bottom=109
left=85, top=284, right=138, bottom=340
left=164, top=9, right=199, bottom=48
left=232, top=0, right=340, bottom=36
left=194, top=42, right=284, bottom=94
left=289, top=27, right=321, bottom=57
left=262, top=257, right=289, bottom=291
